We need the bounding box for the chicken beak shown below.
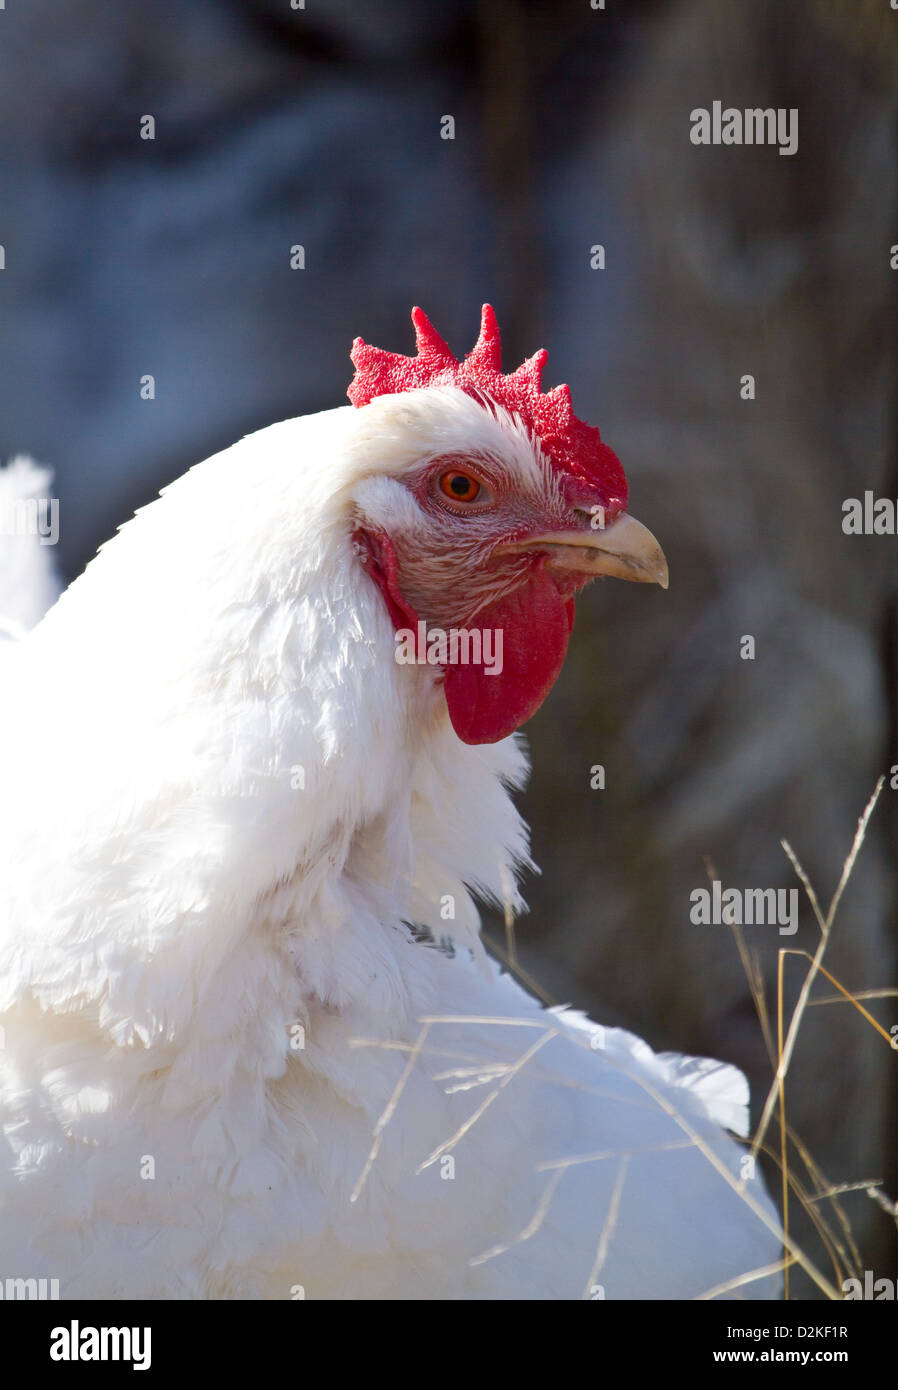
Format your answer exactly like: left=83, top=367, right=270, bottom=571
left=500, top=513, right=669, bottom=589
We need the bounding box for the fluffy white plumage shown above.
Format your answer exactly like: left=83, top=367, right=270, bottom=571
left=0, top=457, right=60, bottom=640
left=0, top=400, right=782, bottom=1299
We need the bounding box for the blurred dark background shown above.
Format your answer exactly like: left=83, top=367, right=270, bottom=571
left=1, top=0, right=895, bottom=1294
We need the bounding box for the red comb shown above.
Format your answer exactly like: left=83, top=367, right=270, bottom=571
left=347, top=305, right=627, bottom=506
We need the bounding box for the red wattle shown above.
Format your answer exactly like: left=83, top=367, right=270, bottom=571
left=357, top=527, right=574, bottom=746
left=442, top=570, right=572, bottom=745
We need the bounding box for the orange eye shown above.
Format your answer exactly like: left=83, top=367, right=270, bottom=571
left=439, top=471, right=481, bottom=503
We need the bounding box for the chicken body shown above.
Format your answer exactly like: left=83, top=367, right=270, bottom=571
left=0, top=357, right=782, bottom=1298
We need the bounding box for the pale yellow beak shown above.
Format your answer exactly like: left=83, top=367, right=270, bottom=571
left=497, top=512, right=669, bottom=589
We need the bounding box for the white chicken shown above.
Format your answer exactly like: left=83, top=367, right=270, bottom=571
left=0, top=307, right=782, bottom=1299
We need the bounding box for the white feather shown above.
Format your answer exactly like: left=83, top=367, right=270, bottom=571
left=0, top=394, right=782, bottom=1299
left=0, top=456, right=60, bottom=640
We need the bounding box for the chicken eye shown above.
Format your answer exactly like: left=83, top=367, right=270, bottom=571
left=439, top=471, right=482, bottom=503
